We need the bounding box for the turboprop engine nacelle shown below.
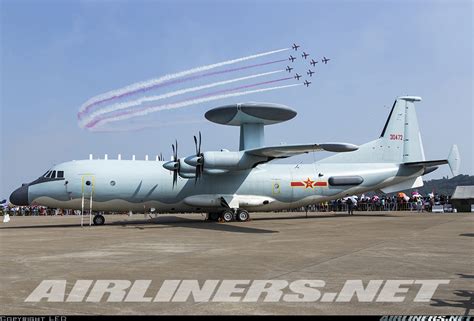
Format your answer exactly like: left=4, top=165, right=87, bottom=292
left=184, top=151, right=267, bottom=171
left=163, top=159, right=197, bottom=178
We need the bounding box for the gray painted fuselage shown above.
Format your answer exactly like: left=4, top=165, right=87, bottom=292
left=26, top=159, right=421, bottom=213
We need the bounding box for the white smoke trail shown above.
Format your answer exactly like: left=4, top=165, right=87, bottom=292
left=79, top=48, right=290, bottom=113
left=90, top=119, right=207, bottom=133
left=79, top=70, right=284, bottom=128
left=90, top=83, right=302, bottom=129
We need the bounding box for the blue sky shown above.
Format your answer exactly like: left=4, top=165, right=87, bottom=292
left=1, top=0, right=472, bottom=198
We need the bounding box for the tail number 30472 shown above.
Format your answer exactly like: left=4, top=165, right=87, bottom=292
left=390, top=134, right=403, bottom=140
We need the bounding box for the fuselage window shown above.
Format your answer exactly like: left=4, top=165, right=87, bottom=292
left=51, top=170, right=56, bottom=179
left=57, top=171, right=64, bottom=178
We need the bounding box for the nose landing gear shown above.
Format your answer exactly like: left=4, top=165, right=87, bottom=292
left=93, top=214, right=105, bottom=225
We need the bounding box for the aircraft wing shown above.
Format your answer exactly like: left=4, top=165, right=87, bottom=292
left=245, top=143, right=358, bottom=158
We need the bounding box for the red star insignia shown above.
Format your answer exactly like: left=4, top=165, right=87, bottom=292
left=303, top=178, right=314, bottom=189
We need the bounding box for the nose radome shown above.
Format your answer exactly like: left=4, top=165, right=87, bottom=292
left=10, top=185, right=29, bottom=206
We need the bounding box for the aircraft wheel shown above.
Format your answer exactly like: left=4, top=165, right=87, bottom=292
left=236, top=209, right=250, bottom=222
left=93, top=214, right=105, bottom=226
left=221, top=210, right=234, bottom=222
left=208, top=212, right=220, bottom=221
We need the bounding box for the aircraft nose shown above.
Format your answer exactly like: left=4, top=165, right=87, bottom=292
left=10, top=184, right=30, bottom=206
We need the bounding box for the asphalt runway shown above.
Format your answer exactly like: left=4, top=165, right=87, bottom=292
left=1, top=211, right=473, bottom=315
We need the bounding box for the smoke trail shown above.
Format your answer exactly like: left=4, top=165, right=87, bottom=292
left=87, top=83, right=301, bottom=129
left=90, top=119, right=207, bottom=133
left=79, top=48, right=290, bottom=114
left=85, top=76, right=294, bottom=128
left=78, top=58, right=287, bottom=118
left=79, top=70, right=284, bottom=127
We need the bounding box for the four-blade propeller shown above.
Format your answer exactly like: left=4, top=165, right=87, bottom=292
left=171, top=141, right=179, bottom=187
left=193, top=131, right=204, bottom=183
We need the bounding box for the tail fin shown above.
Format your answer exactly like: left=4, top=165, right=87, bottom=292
left=319, top=96, right=425, bottom=164
left=448, top=144, right=460, bottom=176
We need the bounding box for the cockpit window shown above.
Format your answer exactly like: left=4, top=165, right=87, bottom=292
left=57, top=171, right=64, bottom=178
left=45, top=171, right=52, bottom=178
left=51, top=171, right=56, bottom=179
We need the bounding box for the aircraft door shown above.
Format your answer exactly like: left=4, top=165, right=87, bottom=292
left=81, top=175, right=95, bottom=226
left=81, top=175, right=95, bottom=199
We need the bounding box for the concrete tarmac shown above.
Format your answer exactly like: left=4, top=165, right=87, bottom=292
left=1, top=211, right=473, bottom=315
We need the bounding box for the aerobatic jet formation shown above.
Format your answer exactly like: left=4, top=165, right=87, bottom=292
left=10, top=97, right=459, bottom=225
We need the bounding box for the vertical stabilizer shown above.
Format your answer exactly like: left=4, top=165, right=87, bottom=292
left=319, top=96, right=425, bottom=164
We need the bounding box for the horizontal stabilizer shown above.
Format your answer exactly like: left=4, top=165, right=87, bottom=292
left=245, top=143, right=358, bottom=158
left=448, top=144, right=460, bottom=176
left=404, top=144, right=460, bottom=177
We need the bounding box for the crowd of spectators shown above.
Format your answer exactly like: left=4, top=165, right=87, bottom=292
left=287, top=192, right=453, bottom=213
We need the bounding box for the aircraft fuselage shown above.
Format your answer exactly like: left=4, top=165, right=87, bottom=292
left=20, top=159, right=422, bottom=213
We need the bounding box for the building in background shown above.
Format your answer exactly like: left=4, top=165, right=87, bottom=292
left=451, top=186, right=474, bottom=212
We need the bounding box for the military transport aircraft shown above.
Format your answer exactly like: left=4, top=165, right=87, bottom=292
left=10, top=97, right=460, bottom=225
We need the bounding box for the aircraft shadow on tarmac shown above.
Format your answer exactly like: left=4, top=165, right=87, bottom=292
left=430, top=273, right=474, bottom=316
left=459, top=233, right=474, bottom=237
left=117, top=216, right=277, bottom=234
left=0, top=216, right=276, bottom=234
left=0, top=212, right=395, bottom=233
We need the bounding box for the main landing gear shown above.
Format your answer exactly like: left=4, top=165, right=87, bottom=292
left=206, top=209, right=250, bottom=222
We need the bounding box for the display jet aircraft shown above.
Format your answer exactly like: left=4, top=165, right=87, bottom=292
left=322, top=56, right=330, bottom=64
left=304, top=80, right=311, bottom=87
left=310, top=59, right=318, bottom=66
left=292, top=43, right=300, bottom=51
left=10, top=97, right=460, bottom=225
